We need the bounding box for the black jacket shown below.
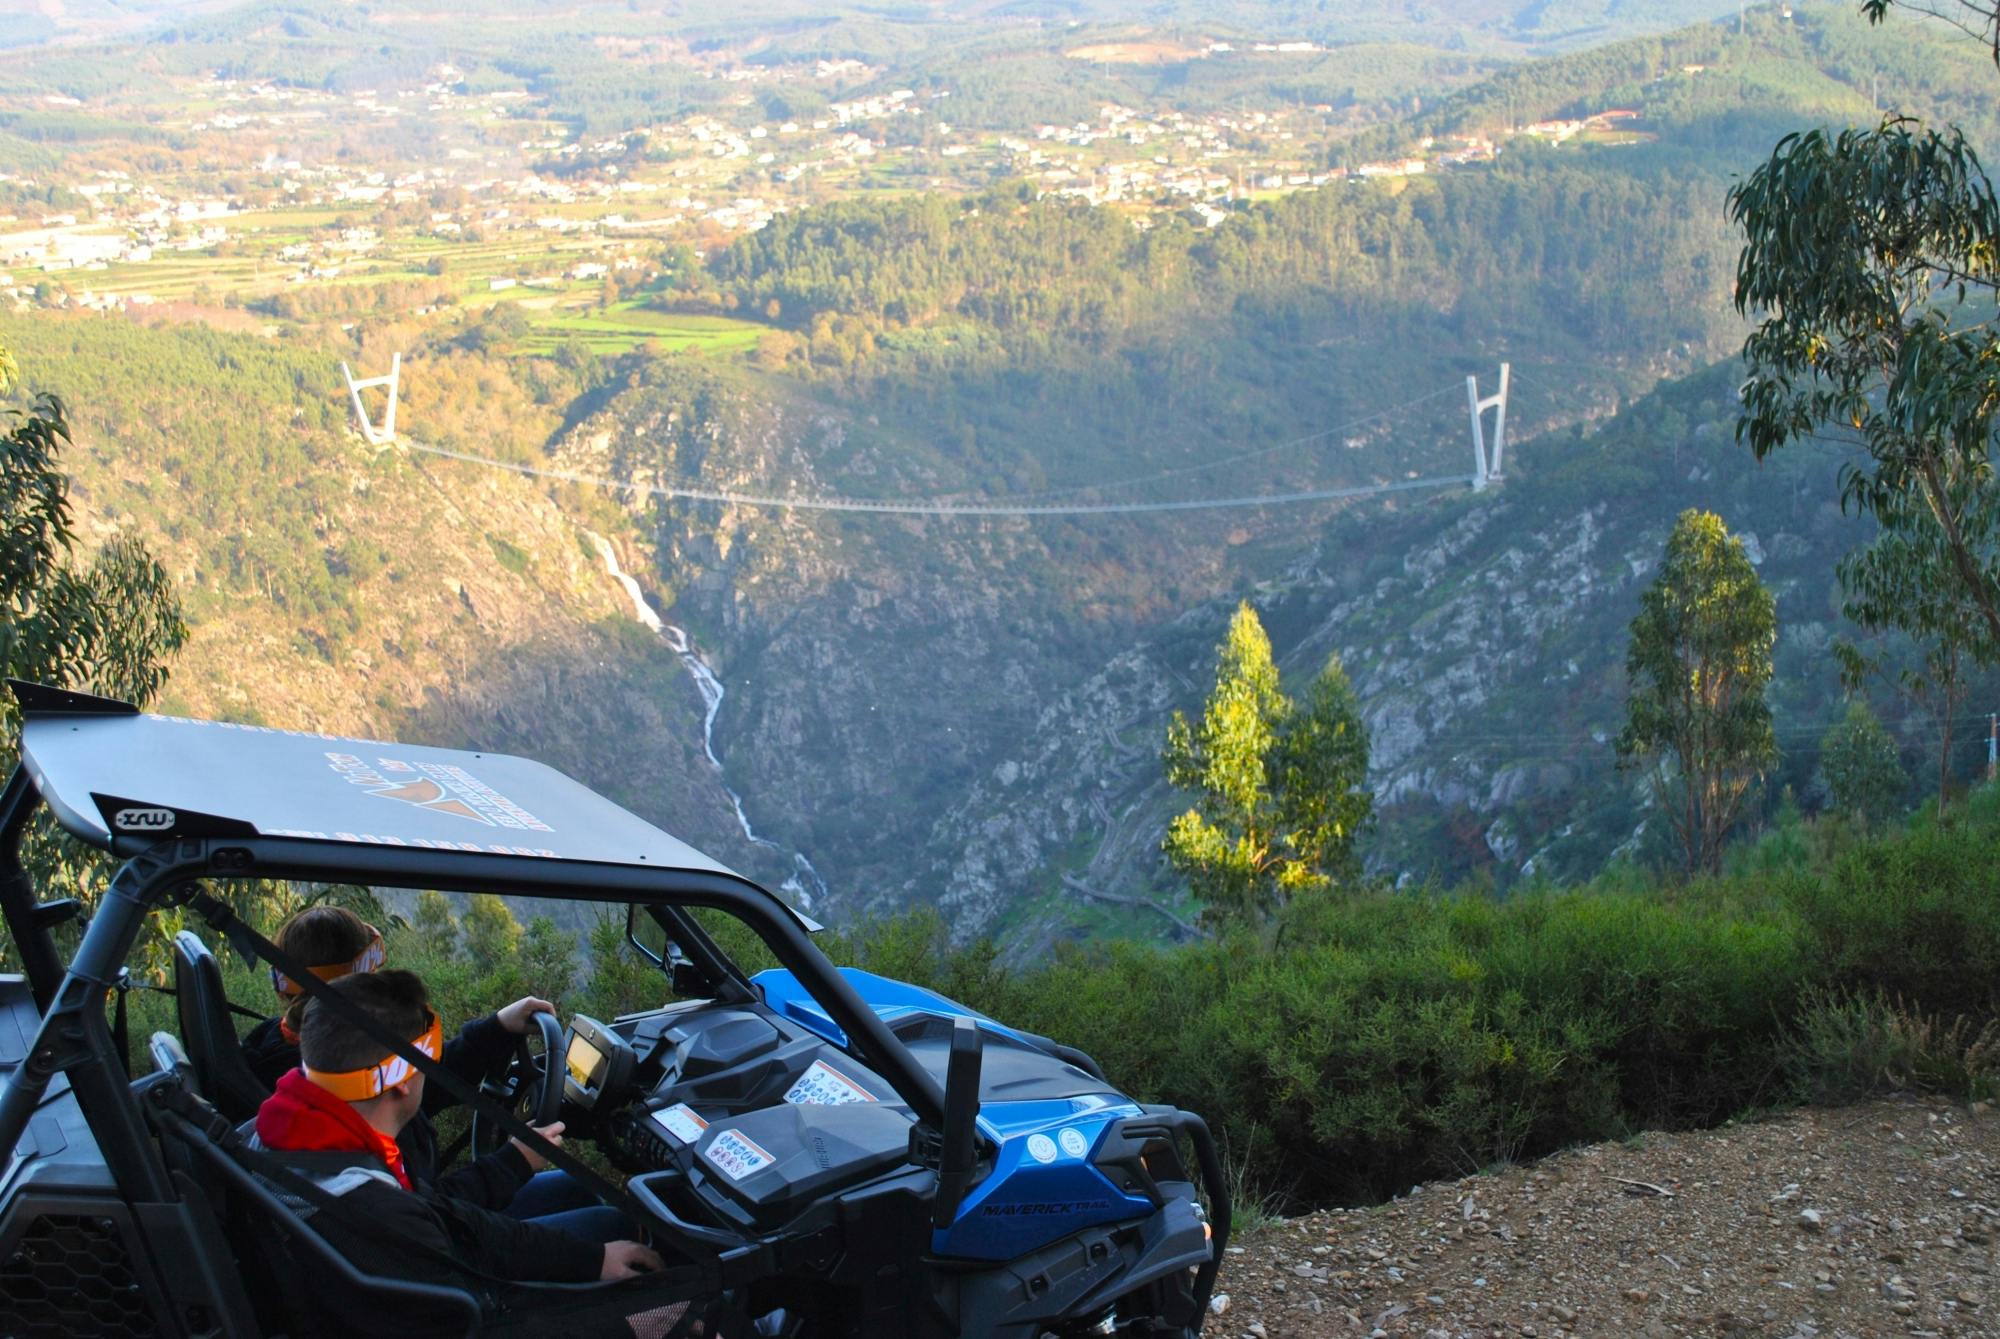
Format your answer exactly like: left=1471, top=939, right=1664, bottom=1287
left=241, top=1010, right=532, bottom=1208
left=248, top=1146, right=610, bottom=1338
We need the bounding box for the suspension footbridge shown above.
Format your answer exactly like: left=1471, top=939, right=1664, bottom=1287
left=346, top=358, right=1515, bottom=519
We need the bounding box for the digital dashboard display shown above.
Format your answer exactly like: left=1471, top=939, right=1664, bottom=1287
left=566, top=1033, right=607, bottom=1090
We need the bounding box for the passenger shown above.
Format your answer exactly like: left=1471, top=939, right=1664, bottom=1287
left=241, top=905, right=613, bottom=1239
left=250, top=969, right=709, bottom=1338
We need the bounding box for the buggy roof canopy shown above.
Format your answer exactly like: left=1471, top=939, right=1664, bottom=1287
left=13, top=681, right=738, bottom=877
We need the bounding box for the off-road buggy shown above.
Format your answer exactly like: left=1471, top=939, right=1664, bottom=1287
left=0, top=682, right=1226, bottom=1337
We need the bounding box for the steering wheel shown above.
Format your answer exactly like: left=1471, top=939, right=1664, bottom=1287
left=470, top=1010, right=566, bottom=1158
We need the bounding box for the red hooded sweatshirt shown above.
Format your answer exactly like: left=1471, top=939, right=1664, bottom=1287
left=256, top=1068, right=413, bottom=1189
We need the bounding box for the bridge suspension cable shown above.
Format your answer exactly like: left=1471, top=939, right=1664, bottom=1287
left=404, top=441, right=1476, bottom=518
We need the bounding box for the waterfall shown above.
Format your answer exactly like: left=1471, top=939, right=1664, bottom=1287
left=586, top=532, right=829, bottom=911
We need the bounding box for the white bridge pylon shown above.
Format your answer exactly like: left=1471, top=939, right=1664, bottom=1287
left=1466, top=362, right=1510, bottom=491
left=341, top=353, right=402, bottom=445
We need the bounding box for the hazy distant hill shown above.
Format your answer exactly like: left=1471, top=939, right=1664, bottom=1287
left=0, top=0, right=1751, bottom=136
left=6, top=0, right=1751, bottom=54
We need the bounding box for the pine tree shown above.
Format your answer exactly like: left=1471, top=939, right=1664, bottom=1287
left=1163, top=602, right=1372, bottom=924
left=1821, top=701, right=1907, bottom=828
left=1617, top=511, right=1777, bottom=875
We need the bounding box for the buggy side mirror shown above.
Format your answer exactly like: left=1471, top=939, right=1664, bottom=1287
left=626, top=903, right=669, bottom=965
left=626, top=905, right=708, bottom=997
left=931, top=1015, right=985, bottom=1230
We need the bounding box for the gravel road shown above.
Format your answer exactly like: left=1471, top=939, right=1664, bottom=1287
left=1210, top=1096, right=2000, bottom=1338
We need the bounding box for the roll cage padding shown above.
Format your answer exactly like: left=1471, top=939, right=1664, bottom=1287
left=172, top=930, right=270, bottom=1124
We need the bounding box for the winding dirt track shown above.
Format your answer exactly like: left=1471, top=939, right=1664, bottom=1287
left=1211, top=1096, right=2000, bottom=1338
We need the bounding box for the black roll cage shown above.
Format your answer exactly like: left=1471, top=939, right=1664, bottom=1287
left=0, top=761, right=950, bottom=1215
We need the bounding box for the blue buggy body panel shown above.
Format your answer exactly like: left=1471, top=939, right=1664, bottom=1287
left=752, top=966, right=1033, bottom=1047
left=935, top=1097, right=1153, bottom=1259
left=753, top=967, right=1158, bottom=1261
left=0, top=683, right=1226, bottom=1338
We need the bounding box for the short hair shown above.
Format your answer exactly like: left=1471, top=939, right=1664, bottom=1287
left=298, top=970, right=431, bottom=1075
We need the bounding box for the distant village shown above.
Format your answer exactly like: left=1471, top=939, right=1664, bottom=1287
left=0, top=45, right=1657, bottom=313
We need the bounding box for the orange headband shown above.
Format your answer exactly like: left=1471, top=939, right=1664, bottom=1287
left=271, top=926, right=384, bottom=998
left=303, top=1011, right=443, bottom=1102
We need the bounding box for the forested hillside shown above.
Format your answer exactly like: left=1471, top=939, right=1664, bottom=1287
left=917, top=355, right=2000, bottom=951
left=1351, top=0, right=2000, bottom=156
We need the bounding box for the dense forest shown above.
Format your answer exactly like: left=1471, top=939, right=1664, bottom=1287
left=710, top=158, right=1729, bottom=362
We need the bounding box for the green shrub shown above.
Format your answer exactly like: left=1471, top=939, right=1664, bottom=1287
left=1780, top=988, right=2000, bottom=1105
left=485, top=534, right=532, bottom=575
left=1784, top=823, right=2000, bottom=1018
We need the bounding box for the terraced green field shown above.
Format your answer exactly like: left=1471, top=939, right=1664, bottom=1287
left=518, top=301, right=765, bottom=356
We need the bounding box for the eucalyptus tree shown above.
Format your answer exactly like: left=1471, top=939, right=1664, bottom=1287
left=0, top=336, right=188, bottom=973
left=1731, top=0, right=2000, bottom=815
left=1732, top=0, right=2000, bottom=660
left=1618, top=511, right=1778, bottom=876
left=1833, top=477, right=1996, bottom=808
left=1731, top=114, right=2000, bottom=641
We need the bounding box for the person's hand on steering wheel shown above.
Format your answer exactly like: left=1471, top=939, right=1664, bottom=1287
left=496, top=995, right=555, bottom=1034
left=471, top=1004, right=564, bottom=1158
left=511, top=1120, right=565, bottom=1172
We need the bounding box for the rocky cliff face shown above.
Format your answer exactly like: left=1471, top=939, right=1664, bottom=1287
left=550, top=362, right=1286, bottom=926
left=541, top=357, right=1887, bottom=954
left=17, top=312, right=1876, bottom=954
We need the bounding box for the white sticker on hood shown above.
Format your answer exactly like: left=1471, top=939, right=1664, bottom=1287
left=705, top=1128, right=776, bottom=1181
left=784, top=1059, right=878, bottom=1106
left=649, top=1104, right=708, bottom=1144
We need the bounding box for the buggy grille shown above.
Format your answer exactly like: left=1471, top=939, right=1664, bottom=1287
left=0, top=1213, right=162, bottom=1338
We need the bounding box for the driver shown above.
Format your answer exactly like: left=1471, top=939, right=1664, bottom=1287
left=249, top=968, right=718, bottom=1338
left=240, top=905, right=617, bottom=1241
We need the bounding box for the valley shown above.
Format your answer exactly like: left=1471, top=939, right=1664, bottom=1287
left=0, top=0, right=1992, bottom=952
